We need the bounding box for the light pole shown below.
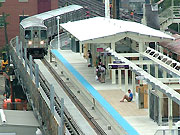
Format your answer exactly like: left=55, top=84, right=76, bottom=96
left=56, top=16, right=60, bottom=49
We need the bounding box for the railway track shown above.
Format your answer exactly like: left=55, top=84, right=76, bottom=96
left=37, top=58, right=107, bottom=135
left=32, top=59, right=84, bottom=135
left=59, top=0, right=141, bottom=22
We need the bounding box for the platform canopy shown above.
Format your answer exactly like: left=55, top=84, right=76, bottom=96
left=61, top=17, right=174, bottom=44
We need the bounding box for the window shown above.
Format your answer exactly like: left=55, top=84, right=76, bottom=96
left=41, top=30, right=47, bottom=40
left=18, top=0, right=28, bottom=2
left=0, top=0, right=5, bottom=2
left=19, top=15, right=29, bottom=22
left=25, top=30, right=31, bottom=40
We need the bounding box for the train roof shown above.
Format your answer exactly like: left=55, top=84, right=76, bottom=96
left=20, top=5, right=83, bottom=29
left=20, top=17, right=45, bottom=29
left=34, top=5, right=83, bottom=20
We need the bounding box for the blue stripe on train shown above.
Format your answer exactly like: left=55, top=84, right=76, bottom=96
left=51, top=49, right=139, bottom=135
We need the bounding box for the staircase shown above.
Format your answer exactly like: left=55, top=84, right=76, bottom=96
left=159, top=6, right=180, bottom=30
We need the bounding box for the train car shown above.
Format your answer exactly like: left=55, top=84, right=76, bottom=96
left=20, top=5, right=84, bottom=58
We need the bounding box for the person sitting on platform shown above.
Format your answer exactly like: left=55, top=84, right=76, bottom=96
left=120, top=89, right=133, bottom=102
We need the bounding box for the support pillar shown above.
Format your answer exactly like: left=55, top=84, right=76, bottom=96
left=148, top=87, right=152, bottom=117
left=155, top=65, right=158, bottom=78
left=147, top=64, right=151, bottom=74
left=105, top=0, right=110, bottom=18
left=118, top=69, right=122, bottom=89
left=111, top=42, right=116, bottom=84
left=163, top=69, right=167, bottom=78
left=80, top=42, right=83, bottom=55
left=132, top=71, right=136, bottom=98
left=125, top=69, right=128, bottom=92
left=112, top=69, right=116, bottom=84
left=139, top=42, right=144, bottom=84
left=111, top=42, right=115, bottom=51
left=139, top=41, right=144, bottom=53
left=168, top=98, right=173, bottom=134
left=155, top=65, right=163, bottom=125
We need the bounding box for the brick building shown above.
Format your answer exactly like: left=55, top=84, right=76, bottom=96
left=0, top=0, right=58, bottom=48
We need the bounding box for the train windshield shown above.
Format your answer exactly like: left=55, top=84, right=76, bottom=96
left=41, top=30, right=47, bottom=40
left=25, top=30, right=31, bottom=40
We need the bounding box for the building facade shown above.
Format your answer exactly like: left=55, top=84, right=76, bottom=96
left=0, top=0, right=58, bottom=48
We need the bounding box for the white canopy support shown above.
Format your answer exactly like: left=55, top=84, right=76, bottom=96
left=106, top=48, right=180, bottom=105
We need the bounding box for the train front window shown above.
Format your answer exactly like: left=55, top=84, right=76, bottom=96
left=41, top=30, right=47, bottom=40
left=25, top=30, right=31, bottom=40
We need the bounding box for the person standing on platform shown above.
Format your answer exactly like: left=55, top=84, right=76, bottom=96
left=100, top=65, right=106, bottom=83
left=120, top=89, right=133, bottom=102
left=87, top=50, right=92, bottom=67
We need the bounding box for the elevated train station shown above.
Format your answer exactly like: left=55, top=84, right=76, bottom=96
left=1, top=1, right=180, bottom=135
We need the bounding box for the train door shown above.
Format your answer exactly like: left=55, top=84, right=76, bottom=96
left=33, top=30, right=40, bottom=47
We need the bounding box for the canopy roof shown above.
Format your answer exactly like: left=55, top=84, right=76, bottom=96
left=61, top=17, right=174, bottom=44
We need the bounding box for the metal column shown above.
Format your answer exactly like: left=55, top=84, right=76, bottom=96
left=105, top=0, right=110, bottom=18
left=139, top=42, right=144, bottom=84
left=111, top=42, right=116, bottom=84
left=125, top=69, right=128, bottom=92
left=168, top=98, right=173, bottom=135
left=132, top=71, right=136, bottom=98
left=80, top=42, right=83, bottom=55
left=118, top=69, right=122, bottom=89
left=155, top=65, right=162, bottom=125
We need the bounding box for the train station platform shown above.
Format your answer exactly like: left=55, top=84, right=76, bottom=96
left=49, top=48, right=160, bottom=135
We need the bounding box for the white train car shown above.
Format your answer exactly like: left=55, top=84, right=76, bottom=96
left=20, top=5, right=84, bottom=58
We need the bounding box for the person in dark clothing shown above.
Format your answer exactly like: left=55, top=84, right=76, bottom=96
left=87, top=50, right=92, bottom=67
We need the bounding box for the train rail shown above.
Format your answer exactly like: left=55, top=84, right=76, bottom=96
left=31, top=59, right=83, bottom=135
left=59, top=0, right=142, bottom=22
left=40, top=58, right=107, bottom=135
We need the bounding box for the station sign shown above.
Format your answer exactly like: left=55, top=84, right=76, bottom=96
left=97, top=48, right=103, bottom=52
left=101, top=52, right=111, bottom=56
left=108, top=64, right=129, bottom=70
left=113, top=60, right=125, bottom=64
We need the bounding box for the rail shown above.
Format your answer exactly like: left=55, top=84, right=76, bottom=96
left=159, top=6, right=180, bottom=25
left=59, top=0, right=142, bottom=22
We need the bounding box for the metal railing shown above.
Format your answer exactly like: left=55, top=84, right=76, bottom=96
left=159, top=6, right=180, bottom=25
left=154, top=129, right=180, bottom=135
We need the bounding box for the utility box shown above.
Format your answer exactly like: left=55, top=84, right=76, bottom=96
left=136, top=84, right=148, bottom=109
